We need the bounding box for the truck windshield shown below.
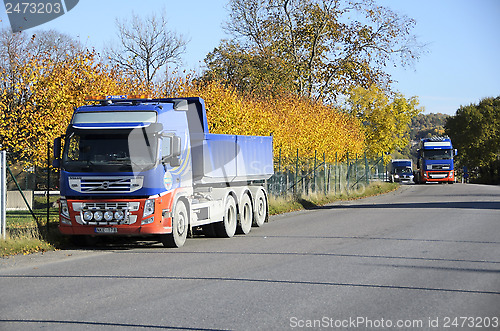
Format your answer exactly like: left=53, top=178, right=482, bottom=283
left=62, top=128, right=158, bottom=173
left=423, top=149, right=453, bottom=160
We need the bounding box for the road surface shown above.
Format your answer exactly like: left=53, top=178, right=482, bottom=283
left=1, top=183, right=499, bottom=330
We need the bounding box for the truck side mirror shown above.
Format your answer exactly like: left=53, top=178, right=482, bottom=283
left=454, top=149, right=458, bottom=156
left=172, top=136, right=181, bottom=157
left=53, top=137, right=62, bottom=168
left=161, top=134, right=182, bottom=167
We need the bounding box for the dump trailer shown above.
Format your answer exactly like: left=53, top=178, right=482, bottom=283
left=390, top=159, right=414, bottom=183
left=415, top=136, right=457, bottom=184
left=53, top=96, right=274, bottom=247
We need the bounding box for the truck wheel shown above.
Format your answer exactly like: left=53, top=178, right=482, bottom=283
left=237, top=194, right=253, bottom=235
left=215, top=195, right=237, bottom=238
left=252, top=188, right=268, bottom=227
left=161, top=201, right=188, bottom=248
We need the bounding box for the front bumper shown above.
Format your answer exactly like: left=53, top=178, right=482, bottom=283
left=58, top=196, right=174, bottom=236
left=423, top=170, right=455, bottom=182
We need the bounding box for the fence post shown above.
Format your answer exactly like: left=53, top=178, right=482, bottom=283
left=346, top=152, right=350, bottom=192
left=323, top=152, right=327, bottom=194
left=365, top=151, right=369, bottom=185
left=313, top=150, right=317, bottom=193
left=355, top=153, right=358, bottom=187
left=46, top=141, right=51, bottom=234
left=0, top=150, right=6, bottom=240
left=293, top=148, right=299, bottom=195
left=335, top=152, right=338, bottom=195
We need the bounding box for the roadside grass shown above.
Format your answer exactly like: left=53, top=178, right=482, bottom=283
left=1, top=227, right=54, bottom=257
left=1, top=181, right=399, bottom=257
left=1, top=196, right=60, bottom=257
left=269, top=181, right=398, bottom=215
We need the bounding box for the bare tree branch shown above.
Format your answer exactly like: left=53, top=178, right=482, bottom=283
left=106, top=10, right=189, bottom=86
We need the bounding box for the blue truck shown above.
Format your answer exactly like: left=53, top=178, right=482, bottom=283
left=390, top=159, right=414, bottom=183
left=53, top=96, right=274, bottom=247
left=415, top=136, right=456, bottom=184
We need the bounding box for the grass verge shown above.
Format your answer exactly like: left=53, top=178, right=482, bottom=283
left=1, top=227, right=55, bottom=257
left=268, top=181, right=399, bottom=215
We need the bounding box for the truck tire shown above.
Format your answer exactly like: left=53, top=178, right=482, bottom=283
left=252, top=188, right=268, bottom=227
left=215, top=195, right=237, bottom=238
left=161, top=201, right=188, bottom=248
left=237, top=194, right=253, bottom=235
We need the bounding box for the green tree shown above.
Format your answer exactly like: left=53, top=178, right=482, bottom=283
left=445, top=97, right=500, bottom=183
left=204, top=0, right=424, bottom=101
left=410, top=113, right=449, bottom=140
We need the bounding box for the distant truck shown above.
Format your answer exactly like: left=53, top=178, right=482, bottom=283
left=390, top=159, right=414, bottom=183
left=53, top=96, right=274, bottom=247
left=415, top=136, right=457, bottom=184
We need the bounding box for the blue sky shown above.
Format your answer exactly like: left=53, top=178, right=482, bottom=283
left=1, top=0, right=499, bottom=115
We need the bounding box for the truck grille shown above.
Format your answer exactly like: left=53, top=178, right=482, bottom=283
left=427, top=164, right=450, bottom=170
left=69, top=176, right=144, bottom=193
left=72, top=201, right=140, bottom=225
left=428, top=172, right=449, bottom=179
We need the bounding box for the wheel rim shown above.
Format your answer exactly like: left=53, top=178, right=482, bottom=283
left=243, top=203, right=251, bottom=222
left=227, top=204, right=236, bottom=226
left=239, top=196, right=253, bottom=234
left=257, top=196, right=265, bottom=217
left=176, top=209, right=186, bottom=236
left=253, top=189, right=267, bottom=227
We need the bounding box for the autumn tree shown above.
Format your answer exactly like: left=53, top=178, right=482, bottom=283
left=445, top=97, right=500, bottom=183
left=0, top=29, right=146, bottom=166
left=203, top=40, right=296, bottom=97
left=107, top=10, right=189, bottom=86
left=203, top=0, right=424, bottom=101
left=172, top=80, right=365, bottom=164
left=347, top=86, right=422, bottom=157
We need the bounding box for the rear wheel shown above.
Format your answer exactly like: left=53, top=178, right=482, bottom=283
left=252, top=188, right=268, bottom=227
left=237, top=194, right=253, bottom=235
left=161, top=201, right=189, bottom=248
left=214, top=195, right=237, bottom=238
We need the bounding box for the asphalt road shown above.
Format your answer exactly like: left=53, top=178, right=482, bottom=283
left=1, top=183, right=500, bottom=330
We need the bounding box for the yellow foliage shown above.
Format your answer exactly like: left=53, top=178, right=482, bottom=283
left=169, top=80, right=365, bottom=165
left=1, top=45, right=364, bottom=168
left=0, top=49, right=148, bottom=167
left=348, top=86, right=422, bottom=159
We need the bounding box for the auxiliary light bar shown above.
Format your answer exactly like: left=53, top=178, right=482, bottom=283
left=84, top=94, right=151, bottom=102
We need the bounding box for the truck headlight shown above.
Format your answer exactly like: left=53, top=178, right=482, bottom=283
left=143, top=199, right=155, bottom=218
left=104, top=210, right=114, bottom=221
left=114, top=210, right=125, bottom=221
left=93, top=211, right=103, bottom=221
left=60, top=199, right=70, bottom=219
left=83, top=211, right=93, bottom=221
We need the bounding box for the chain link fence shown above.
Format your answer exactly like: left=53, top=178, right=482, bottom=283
left=1, top=146, right=390, bottom=238
left=268, top=149, right=389, bottom=197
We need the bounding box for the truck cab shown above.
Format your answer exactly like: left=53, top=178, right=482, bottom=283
left=415, top=136, right=457, bottom=184
left=390, top=159, right=414, bottom=183
left=54, top=96, right=273, bottom=247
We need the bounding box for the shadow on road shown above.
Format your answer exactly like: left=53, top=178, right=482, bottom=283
left=319, top=201, right=500, bottom=211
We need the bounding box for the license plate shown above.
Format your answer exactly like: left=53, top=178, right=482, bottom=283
left=94, top=227, right=118, bottom=234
